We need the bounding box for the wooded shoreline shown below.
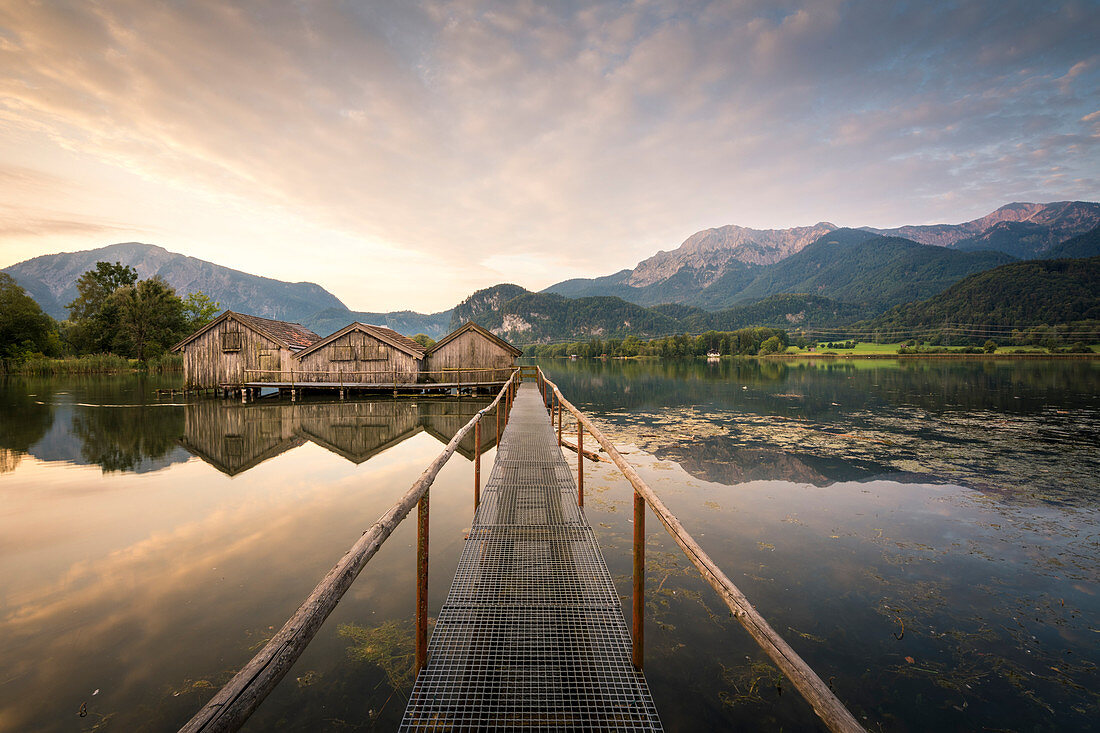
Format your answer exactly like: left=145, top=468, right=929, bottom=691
left=5, top=350, right=1098, bottom=376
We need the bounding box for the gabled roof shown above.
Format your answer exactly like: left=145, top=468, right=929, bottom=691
left=427, top=321, right=522, bottom=357
left=171, top=311, right=321, bottom=353
left=294, top=322, right=427, bottom=360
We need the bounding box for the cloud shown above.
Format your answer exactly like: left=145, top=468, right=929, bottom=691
left=0, top=0, right=1097, bottom=308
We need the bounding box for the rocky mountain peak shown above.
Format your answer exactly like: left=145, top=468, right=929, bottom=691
left=866, top=201, right=1100, bottom=248
left=627, top=222, right=838, bottom=288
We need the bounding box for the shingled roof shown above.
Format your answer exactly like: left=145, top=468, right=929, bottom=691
left=295, top=322, right=427, bottom=360
left=427, top=321, right=522, bottom=357
left=232, top=313, right=321, bottom=350
left=171, top=311, right=322, bottom=353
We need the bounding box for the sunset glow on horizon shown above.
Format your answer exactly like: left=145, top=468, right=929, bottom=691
left=1, top=0, right=1097, bottom=311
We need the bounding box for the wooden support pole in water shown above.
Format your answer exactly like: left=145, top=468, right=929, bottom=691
left=540, top=370, right=866, bottom=733
left=416, top=490, right=429, bottom=673
left=177, top=377, right=513, bottom=733
left=559, top=439, right=603, bottom=462
left=577, top=423, right=584, bottom=507
left=632, top=491, right=645, bottom=669
left=557, top=396, right=562, bottom=446
left=474, top=420, right=481, bottom=510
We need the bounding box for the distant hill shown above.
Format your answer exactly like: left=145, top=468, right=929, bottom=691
left=728, top=232, right=1015, bottom=308
left=545, top=202, right=1100, bottom=310
left=862, top=257, right=1100, bottom=332
left=464, top=291, right=681, bottom=343
left=951, top=221, right=1061, bottom=258
left=2, top=242, right=346, bottom=322
left=1042, top=226, right=1100, bottom=260
left=451, top=283, right=530, bottom=329
left=683, top=293, right=873, bottom=332
left=301, top=307, right=453, bottom=339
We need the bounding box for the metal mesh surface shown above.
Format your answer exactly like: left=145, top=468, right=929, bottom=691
left=400, top=383, right=662, bottom=731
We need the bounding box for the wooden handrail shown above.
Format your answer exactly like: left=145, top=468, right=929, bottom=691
left=178, top=373, right=519, bottom=733
left=538, top=368, right=866, bottom=733
left=242, top=367, right=514, bottom=377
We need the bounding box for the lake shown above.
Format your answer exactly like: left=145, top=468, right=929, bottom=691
left=0, top=358, right=1097, bottom=731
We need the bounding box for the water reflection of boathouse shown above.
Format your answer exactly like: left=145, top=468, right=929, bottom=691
left=180, top=398, right=498, bottom=475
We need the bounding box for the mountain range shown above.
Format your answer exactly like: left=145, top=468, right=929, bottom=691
left=545, top=201, right=1100, bottom=309
left=3, top=201, right=1098, bottom=344
left=2, top=242, right=347, bottom=323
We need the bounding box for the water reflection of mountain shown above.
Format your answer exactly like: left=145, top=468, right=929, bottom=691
left=180, top=398, right=497, bottom=476
left=652, top=438, right=891, bottom=487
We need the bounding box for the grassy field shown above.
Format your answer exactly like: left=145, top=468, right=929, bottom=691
left=783, top=343, right=1100, bottom=356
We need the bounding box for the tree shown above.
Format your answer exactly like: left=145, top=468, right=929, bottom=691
left=0, top=273, right=60, bottom=360
left=983, top=339, right=998, bottom=353
left=182, top=291, right=221, bottom=330
left=66, top=262, right=138, bottom=353
left=108, top=276, right=187, bottom=361
left=758, top=335, right=784, bottom=355
left=67, top=261, right=138, bottom=320
left=412, top=334, right=436, bottom=349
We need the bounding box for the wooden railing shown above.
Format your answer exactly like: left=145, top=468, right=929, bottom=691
left=240, top=367, right=515, bottom=387
left=177, top=372, right=520, bottom=733
left=534, top=367, right=867, bottom=733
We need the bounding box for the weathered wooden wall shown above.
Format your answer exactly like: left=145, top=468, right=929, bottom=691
left=297, top=330, right=421, bottom=384
left=425, top=331, right=515, bottom=383
left=181, top=316, right=293, bottom=388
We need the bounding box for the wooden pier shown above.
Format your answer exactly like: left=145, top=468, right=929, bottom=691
left=178, top=367, right=865, bottom=733
left=399, top=381, right=661, bottom=730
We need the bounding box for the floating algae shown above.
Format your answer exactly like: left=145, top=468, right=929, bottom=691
left=339, top=619, right=421, bottom=690
left=717, top=660, right=784, bottom=708
left=582, top=397, right=1100, bottom=505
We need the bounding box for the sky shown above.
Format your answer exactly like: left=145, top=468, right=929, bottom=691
left=0, top=0, right=1098, bottom=313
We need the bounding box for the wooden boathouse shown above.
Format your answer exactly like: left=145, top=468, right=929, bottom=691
left=171, top=313, right=523, bottom=395
left=171, top=311, right=321, bottom=390
left=292, top=322, right=427, bottom=385
left=424, top=321, right=522, bottom=384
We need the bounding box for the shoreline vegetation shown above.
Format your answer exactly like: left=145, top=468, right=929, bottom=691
left=1, top=263, right=218, bottom=375
left=522, top=328, right=1099, bottom=360
left=0, top=353, right=182, bottom=375
left=531, top=350, right=1099, bottom=361
left=5, top=343, right=1097, bottom=377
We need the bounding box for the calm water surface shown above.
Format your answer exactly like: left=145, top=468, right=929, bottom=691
left=0, top=359, right=1097, bottom=732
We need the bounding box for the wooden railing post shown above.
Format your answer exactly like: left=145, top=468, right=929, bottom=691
left=633, top=490, right=645, bottom=668
left=474, top=420, right=481, bottom=510
left=577, top=423, right=584, bottom=507
left=415, top=490, right=429, bottom=673
left=557, top=395, right=562, bottom=446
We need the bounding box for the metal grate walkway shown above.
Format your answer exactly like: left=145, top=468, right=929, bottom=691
left=400, top=383, right=662, bottom=731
